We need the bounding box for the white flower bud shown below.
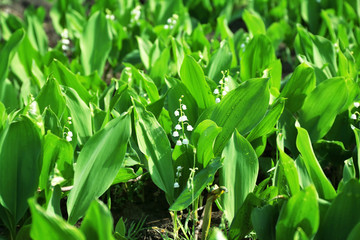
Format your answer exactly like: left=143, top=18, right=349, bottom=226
left=177, top=166, right=183, bottom=171
left=224, top=86, right=229, bottom=92
left=351, top=124, right=356, bottom=130
left=351, top=114, right=357, bottom=120
left=174, top=182, right=180, bottom=188
left=61, top=29, right=69, bottom=38
left=222, top=90, right=227, bottom=96
left=179, top=116, right=188, bottom=122
left=176, top=140, right=182, bottom=146
left=182, top=104, right=187, bottom=110
left=219, top=80, right=223, bottom=84
left=173, top=131, right=179, bottom=137
left=61, top=38, right=70, bottom=45
left=66, top=135, right=72, bottom=142
left=186, top=125, right=193, bottom=131
left=182, top=138, right=189, bottom=145
left=213, top=89, right=219, bottom=94
left=175, top=124, right=182, bottom=130
left=67, top=131, right=73, bottom=137
left=215, top=98, right=221, bottom=103
left=224, top=77, right=229, bottom=82
left=354, top=102, right=360, bottom=108
left=164, top=24, right=169, bottom=29
left=174, top=110, right=180, bottom=116
left=167, top=18, right=172, bottom=24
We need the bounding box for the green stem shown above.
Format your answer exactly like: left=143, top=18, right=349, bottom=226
left=201, top=196, right=213, bottom=240
left=173, top=211, right=178, bottom=239
left=172, top=211, right=189, bottom=240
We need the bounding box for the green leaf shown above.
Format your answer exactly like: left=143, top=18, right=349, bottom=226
left=295, top=156, right=313, bottom=190
left=0, top=116, right=41, bottom=225
left=275, top=149, right=300, bottom=196
left=28, top=198, right=85, bottom=240
left=316, top=179, right=360, bottom=240
left=220, top=131, right=258, bottom=224
left=133, top=100, right=174, bottom=203
left=208, top=227, right=227, bottom=240
left=342, top=158, right=356, bottom=184
left=80, top=200, right=115, bottom=240
left=229, top=193, right=262, bottom=240
left=136, top=36, right=152, bottom=70
left=279, top=63, right=316, bottom=113
left=0, top=102, right=7, bottom=131
left=311, top=35, right=337, bottom=78
left=298, top=77, right=348, bottom=141
left=49, top=59, right=91, bottom=103
left=67, top=112, right=131, bottom=224
left=36, top=77, right=66, bottom=118
left=125, top=64, right=160, bottom=103
left=301, top=0, right=321, bottom=33
left=0, top=28, right=24, bottom=98
left=171, top=37, right=185, bottom=76
left=207, top=40, right=232, bottom=82
left=46, top=185, right=62, bottom=217
left=39, top=132, right=73, bottom=191
left=115, top=217, right=126, bottom=236
left=211, top=78, right=269, bottom=155
left=80, top=11, right=112, bottom=76
left=276, top=185, right=319, bottom=239
left=42, top=107, right=62, bottom=137
left=192, top=120, right=222, bottom=167
left=240, top=34, right=275, bottom=81
left=247, top=98, right=285, bottom=142
left=24, top=7, right=48, bottom=55
left=353, top=128, right=360, bottom=178
left=242, top=9, right=266, bottom=36
left=347, top=222, right=360, bottom=240
left=251, top=205, right=277, bottom=240
left=296, top=127, right=336, bottom=200
left=169, top=158, right=222, bottom=211
left=150, top=47, right=170, bottom=85
left=180, top=55, right=214, bottom=112
left=112, top=168, right=139, bottom=185
left=294, top=228, right=309, bottom=240
left=64, top=87, right=92, bottom=145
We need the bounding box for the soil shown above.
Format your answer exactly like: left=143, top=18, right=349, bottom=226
left=108, top=179, right=225, bottom=239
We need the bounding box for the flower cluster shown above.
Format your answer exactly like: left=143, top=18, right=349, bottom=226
left=28, top=95, right=37, bottom=115
left=130, top=5, right=141, bottom=23
left=105, top=9, right=115, bottom=21
left=61, top=29, right=70, bottom=52
left=187, top=167, right=198, bottom=191
left=173, top=95, right=193, bottom=145
left=64, top=117, right=73, bottom=142
left=213, top=70, right=230, bottom=103
left=174, top=166, right=183, bottom=188
left=164, top=14, right=178, bottom=30
left=350, top=102, right=360, bottom=130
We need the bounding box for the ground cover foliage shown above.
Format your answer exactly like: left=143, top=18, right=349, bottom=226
left=1, top=0, right=360, bottom=239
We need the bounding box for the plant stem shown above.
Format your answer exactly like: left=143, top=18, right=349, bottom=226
left=201, top=186, right=227, bottom=240
left=173, top=211, right=178, bottom=239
